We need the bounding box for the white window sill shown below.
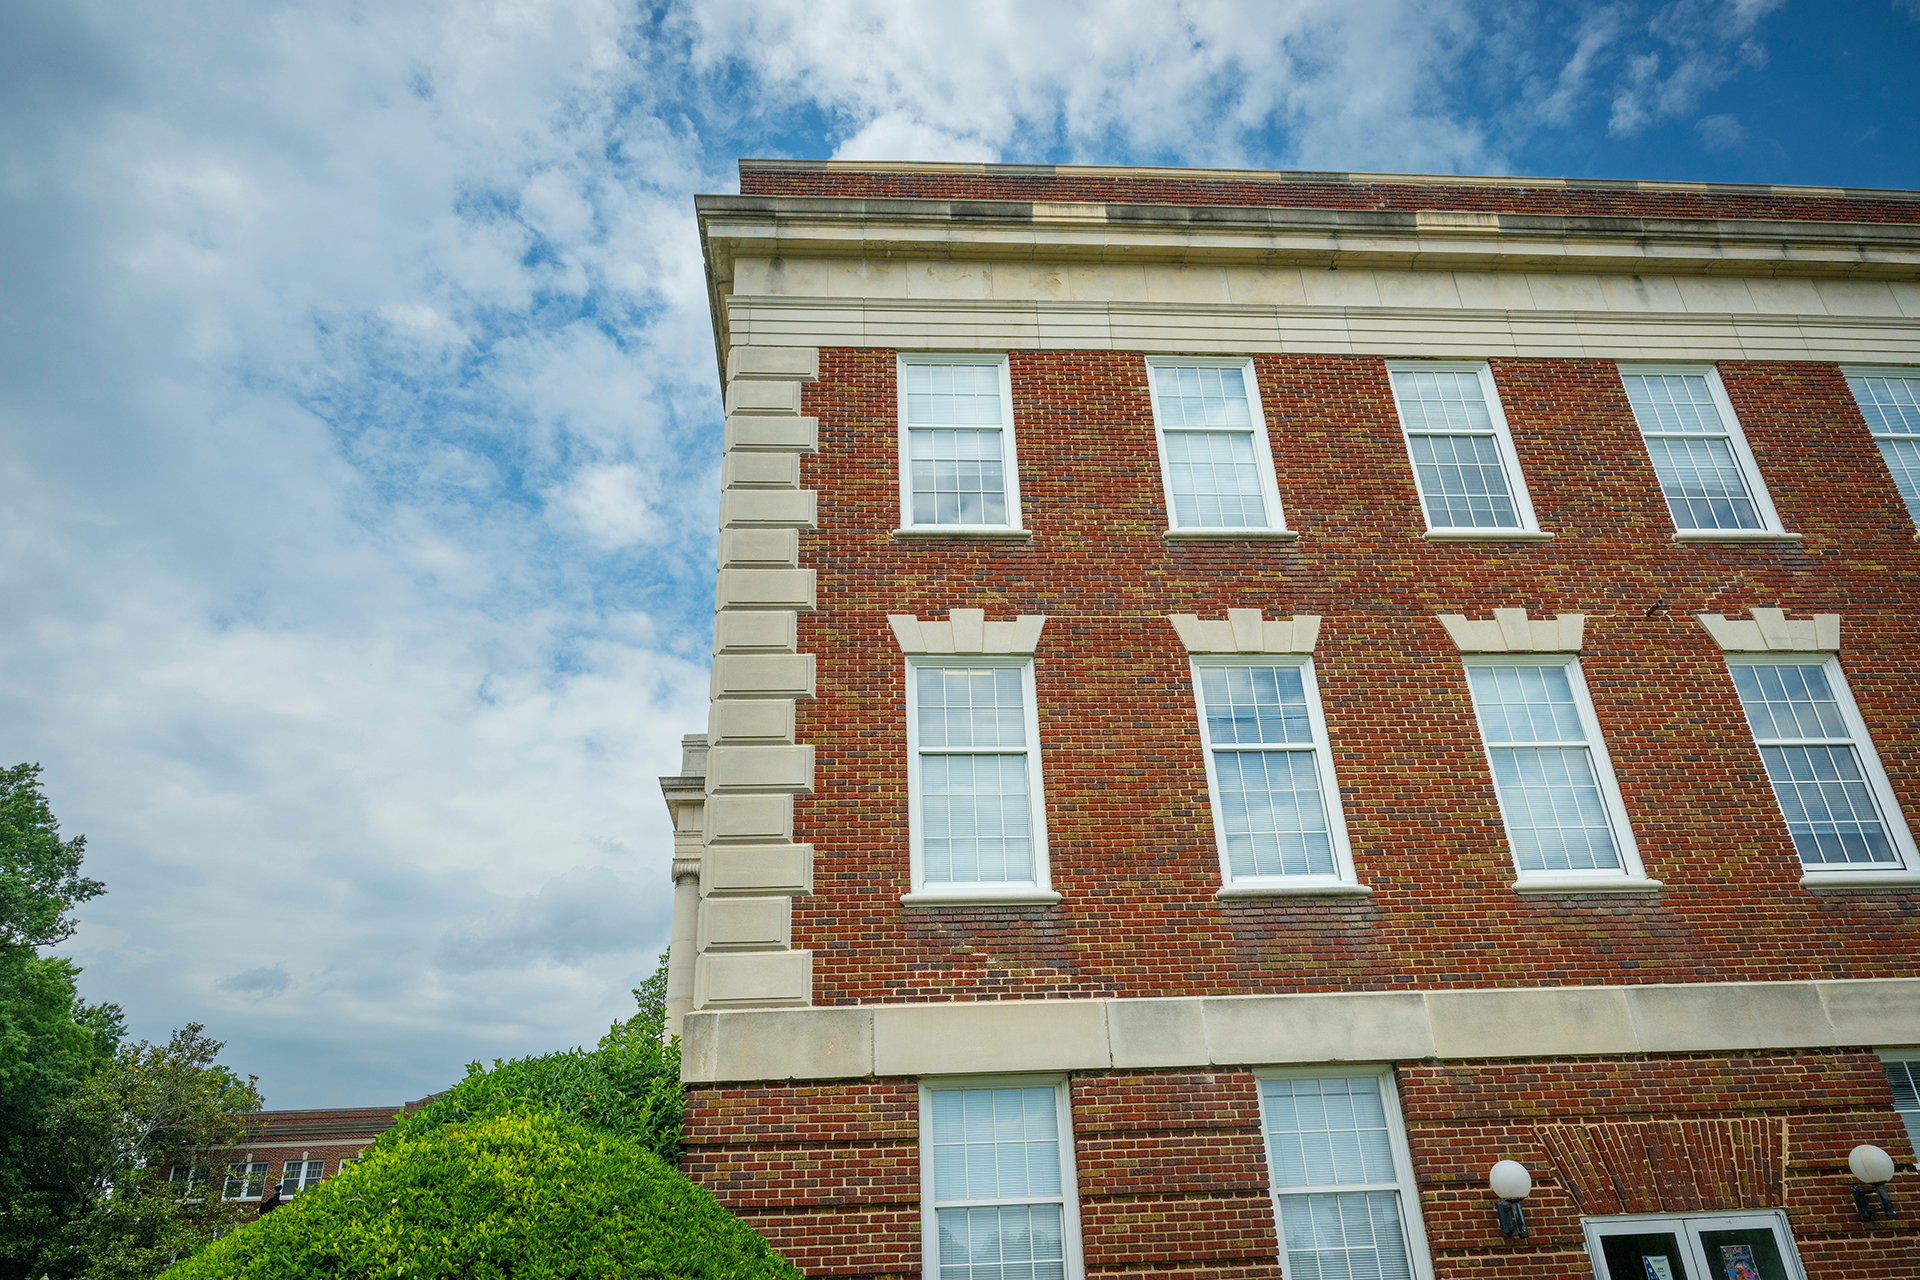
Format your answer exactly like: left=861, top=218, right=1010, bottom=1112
left=1162, top=527, right=1299, bottom=541
left=1216, top=882, right=1373, bottom=900
left=901, top=888, right=1062, bottom=907
left=1671, top=530, right=1803, bottom=544
left=892, top=527, right=1033, bottom=542
left=1422, top=529, right=1556, bottom=542
left=1800, top=870, right=1920, bottom=893
left=1512, top=876, right=1664, bottom=896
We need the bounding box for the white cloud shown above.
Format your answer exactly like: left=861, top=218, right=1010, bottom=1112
left=548, top=464, right=661, bottom=549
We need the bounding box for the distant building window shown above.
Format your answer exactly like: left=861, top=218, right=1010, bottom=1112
left=339, top=1156, right=362, bottom=1173
left=1883, top=1054, right=1920, bottom=1172
left=1190, top=657, right=1358, bottom=891
left=1256, top=1070, right=1432, bottom=1280
left=898, top=354, right=1022, bottom=531
left=906, top=658, right=1051, bottom=899
left=1843, top=369, right=1920, bottom=528
left=1146, top=358, right=1287, bottom=531
left=1621, top=366, right=1784, bottom=533
left=222, top=1161, right=268, bottom=1201
left=1727, top=657, right=1916, bottom=872
left=281, top=1159, right=325, bottom=1194
left=1387, top=362, right=1541, bottom=534
left=920, top=1079, right=1083, bottom=1280
left=168, top=1166, right=208, bottom=1195
left=1461, top=657, right=1647, bottom=885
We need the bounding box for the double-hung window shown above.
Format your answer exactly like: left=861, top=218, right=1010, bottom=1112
left=1257, top=1069, right=1431, bottom=1280
left=222, top=1161, right=267, bottom=1201
left=899, top=354, right=1022, bottom=532
left=1461, top=657, right=1647, bottom=886
left=1881, top=1052, right=1920, bottom=1173
left=1726, top=656, right=1917, bottom=876
left=1843, top=367, right=1920, bottom=529
left=280, top=1159, right=325, bottom=1195
left=921, top=1079, right=1083, bottom=1280
left=1620, top=365, right=1787, bottom=537
left=1190, top=657, right=1359, bottom=893
left=1146, top=358, right=1289, bottom=534
left=1387, top=361, right=1544, bottom=537
left=905, top=658, right=1053, bottom=902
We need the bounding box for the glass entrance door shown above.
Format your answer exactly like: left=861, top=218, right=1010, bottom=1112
left=1584, top=1211, right=1804, bottom=1280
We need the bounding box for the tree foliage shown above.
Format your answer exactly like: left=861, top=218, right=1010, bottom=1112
left=168, top=1112, right=802, bottom=1279
left=0, top=764, right=105, bottom=950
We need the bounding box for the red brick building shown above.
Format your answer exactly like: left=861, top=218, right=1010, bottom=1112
left=199, top=1101, right=428, bottom=1207
left=666, top=160, right=1920, bottom=1279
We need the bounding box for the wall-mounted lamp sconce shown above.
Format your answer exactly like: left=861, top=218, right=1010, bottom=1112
left=1849, top=1144, right=1898, bottom=1222
left=1488, top=1159, right=1532, bottom=1238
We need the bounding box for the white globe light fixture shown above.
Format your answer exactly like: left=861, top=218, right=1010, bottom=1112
left=1848, top=1144, right=1898, bottom=1222
left=1488, top=1160, right=1531, bottom=1238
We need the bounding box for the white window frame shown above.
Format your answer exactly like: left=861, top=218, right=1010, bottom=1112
left=897, top=352, right=1023, bottom=533
left=280, top=1158, right=325, bottom=1195
left=918, top=1075, right=1085, bottom=1280
left=1841, top=364, right=1920, bottom=532
left=1580, top=1209, right=1807, bottom=1279
left=1618, top=362, right=1790, bottom=539
left=903, top=655, right=1055, bottom=905
left=1253, top=1065, right=1434, bottom=1280
left=1460, top=654, right=1651, bottom=889
left=1724, top=652, right=1920, bottom=884
left=1878, top=1049, right=1920, bottom=1173
left=1144, top=356, right=1291, bottom=536
left=221, top=1160, right=267, bottom=1201
left=1386, top=360, right=1546, bottom=538
left=1188, top=655, right=1361, bottom=895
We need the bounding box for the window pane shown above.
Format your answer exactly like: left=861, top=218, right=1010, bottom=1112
left=906, top=361, right=1004, bottom=426
left=1215, top=752, right=1335, bottom=878
left=1755, top=746, right=1896, bottom=865
left=910, top=428, right=1008, bottom=526
left=1848, top=374, right=1920, bottom=525
left=1260, top=1078, right=1399, bottom=1187
left=1164, top=430, right=1267, bottom=527
left=922, top=755, right=1033, bottom=883
left=1642, top=435, right=1761, bottom=530
left=1392, top=369, right=1494, bottom=433
left=937, top=1205, right=1067, bottom=1280
left=1466, top=665, right=1584, bottom=745
left=929, top=1088, right=1063, bottom=1203
left=918, top=668, right=1026, bottom=750
left=1278, top=1192, right=1415, bottom=1280
left=1155, top=364, right=1252, bottom=427
left=1730, top=663, right=1848, bottom=741
left=1200, top=666, right=1313, bottom=746
left=1489, top=747, right=1622, bottom=871
left=1886, top=1059, right=1920, bottom=1166
left=1407, top=434, right=1519, bottom=528
left=1623, top=372, right=1725, bottom=434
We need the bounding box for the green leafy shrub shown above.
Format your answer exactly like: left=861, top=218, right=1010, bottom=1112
left=380, top=964, right=683, bottom=1164
left=167, top=1111, right=800, bottom=1279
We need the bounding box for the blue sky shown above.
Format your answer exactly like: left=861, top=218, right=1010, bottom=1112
left=1, top=0, right=1915, bottom=1107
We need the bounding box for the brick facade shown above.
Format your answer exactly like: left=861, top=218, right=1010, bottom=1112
left=680, top=163, right=1920, bottom=1279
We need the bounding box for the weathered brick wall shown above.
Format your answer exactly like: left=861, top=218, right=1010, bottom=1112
left=682, top=1052, right=1919, bottom=1278
left=738, top=166, right=1920, bottom=223
left=792, top=349, right=1920, bottom=1006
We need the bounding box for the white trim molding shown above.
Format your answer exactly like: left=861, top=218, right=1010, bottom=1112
left=1436, top=608, right=1585, bottom=653
left=1695, top=607, right=1841, bottom=653
left=680, top=977, right=1920, bottom=1083
left=888, top=608, right=1048, bottom=655
left=1167, top=610, right=1321, bottom=655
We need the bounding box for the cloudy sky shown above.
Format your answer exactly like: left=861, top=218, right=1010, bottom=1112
left=3, top=0, right=1916, bottom=1107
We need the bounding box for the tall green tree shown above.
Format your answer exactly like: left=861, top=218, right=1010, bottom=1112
left=0, top=764, right=105, bottom=949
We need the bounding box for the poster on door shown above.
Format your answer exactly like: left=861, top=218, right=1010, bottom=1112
left=1718, top=1243, right=1760, bottom=1280
left=1641, top=1257, right=1675, bottom=1280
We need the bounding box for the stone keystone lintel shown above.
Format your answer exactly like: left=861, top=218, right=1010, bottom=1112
left=887, top=609, right=1047, bottom=656
left=1437, top=608, right=1585, bottom=653
left=1167, top=610, right=1321, bottom=655
left=1695, top=607, right=1840, bottom=653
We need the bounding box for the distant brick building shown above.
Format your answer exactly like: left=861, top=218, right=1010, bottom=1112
left=665, top=160, right=1920, bottom=1278
left=205, top=1100, right=428, bottom=1206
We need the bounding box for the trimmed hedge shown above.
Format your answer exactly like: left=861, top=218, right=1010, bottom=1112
left=167, top=1111, right=800, bottom=1278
